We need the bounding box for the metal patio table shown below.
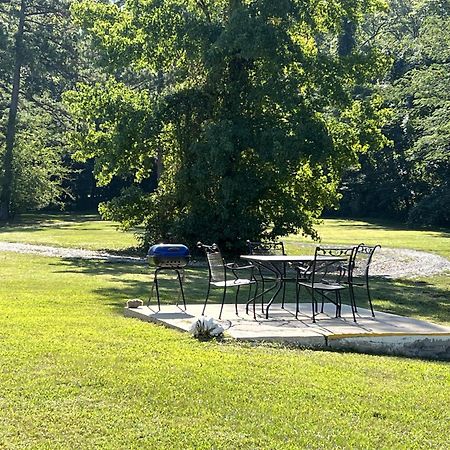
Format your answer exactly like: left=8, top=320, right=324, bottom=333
left=240, top=254, right=346, bottom=319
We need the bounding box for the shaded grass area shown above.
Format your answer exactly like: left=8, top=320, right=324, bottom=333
left=0, top=252, right=449, bottom=448
left=0, top=214, right=449, bottom=325
left=0, top=212, right=139, bottom=252
left=56, top=257, right=450, bottom=326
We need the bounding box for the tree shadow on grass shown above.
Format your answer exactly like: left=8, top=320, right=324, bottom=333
left=53, top=258, right=219, bottom=311
left=53, top=258, right=449, bottom=324
left=325, top=217, right=450, bottom=236
left=362, top=277, right=450, bottom=324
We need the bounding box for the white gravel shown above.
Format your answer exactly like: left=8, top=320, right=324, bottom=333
left=369, top=247, right=450, bottom=279
left=0, top=242, right=145, bottom=263
left=0, top=241, right=449, bottom=279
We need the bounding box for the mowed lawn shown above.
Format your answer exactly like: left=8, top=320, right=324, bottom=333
left=0, top=213, right=139, bottom=251
left=0, top=214, right=449, bottom=448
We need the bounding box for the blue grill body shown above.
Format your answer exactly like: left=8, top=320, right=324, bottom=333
left=147, top=244, right=190, bottom=268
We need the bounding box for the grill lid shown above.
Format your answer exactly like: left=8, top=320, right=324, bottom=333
left=148, top=244, right=190, bottom=258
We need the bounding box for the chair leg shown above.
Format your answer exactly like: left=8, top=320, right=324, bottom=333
left=281, top=282, right=286, bottom=309
left=311, top=290, right=316, bottom=323
left=261, top=279, right=265, bottom=313
left=245, top=283, right=252, bottom=315
left=353, top=287, right=359, bottom=313
left=247, top=282, right=252, bottom=304
left=348, top=290, right=356, bottom=322
left=295, top=284, right=301, bottom=319
left=366, top=278, right=375, bottom=317
left=349, top=284, right=357, bottom=317
left=235, top=286, right=240, bottom=316
left=335, top=290, right=340, bottom=317
left=219, top=286, right=227, bottom=319
left=252, top=282, right=258, bottom=319
left=202, top=283, right=211, bottom=316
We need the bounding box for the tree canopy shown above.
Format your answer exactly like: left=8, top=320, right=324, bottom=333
left=339, top=0, right=450, bottom=227
left=66, top=0, right=389, bottom=250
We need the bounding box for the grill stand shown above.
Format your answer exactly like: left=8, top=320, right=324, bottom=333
left=147, top=267, right=187, bottom=311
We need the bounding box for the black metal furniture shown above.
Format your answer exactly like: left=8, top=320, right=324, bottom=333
left=348, top=243, right=381, bottom=317
left=240, top=254, right=347, bottom=319
left=295, top=247, right=355, bottom=323
left=147, top=244, right=190, bottom=310
left=198, top=242, right=258, bottom=319
left=246, top=240, right=291, bottom=309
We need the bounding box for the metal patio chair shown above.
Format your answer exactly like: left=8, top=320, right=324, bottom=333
left=348, top=243, right=381, bottom=317
left=197, top=242, right=258, bottom=319
left=295, top=246, right=356, bottom=323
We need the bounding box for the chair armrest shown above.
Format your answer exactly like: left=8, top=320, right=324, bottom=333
left=225, top=263, right=256, bottom=279
left=225, top=263, right=254, bottom=270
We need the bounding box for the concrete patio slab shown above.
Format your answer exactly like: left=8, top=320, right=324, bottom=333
left=124, top=303, right=450, bottom=360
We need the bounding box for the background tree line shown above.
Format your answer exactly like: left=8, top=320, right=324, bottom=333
left=338, top=0, right=450, bottom=227
left=0, top=0, right=448, bottom=248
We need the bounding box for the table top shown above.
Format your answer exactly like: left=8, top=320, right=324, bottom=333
left=240, top=255, right=346, bottom=263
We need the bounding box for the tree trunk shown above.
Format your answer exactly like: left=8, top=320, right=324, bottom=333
left=155, top=70, right=164, bottom=183
left=338, top=19, right=356, bottom=57
left=0, top=0, right=26, bottom=221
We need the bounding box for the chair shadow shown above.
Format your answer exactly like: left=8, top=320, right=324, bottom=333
left=53, top=258, right=218, bottom=310
left=366, top=277, right=450, bottom=324
left=52, top=258, right=450, bottom=324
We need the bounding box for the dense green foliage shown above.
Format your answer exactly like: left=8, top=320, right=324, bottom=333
left=66, top=0, right=388, bottom=250
left=340, top=0, right=450, bottom=227
left=2, top=0, right=449, bottom=241
left=0, top=0, right=78, bottom=218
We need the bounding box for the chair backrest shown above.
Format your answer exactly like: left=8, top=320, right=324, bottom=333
left=351, top=243, right=381, bottom=279
left=312, top=246, right=353, bottom=286
left=246, top=240, right=286, bottom=256
left=197, top=242, right=226, bottom=283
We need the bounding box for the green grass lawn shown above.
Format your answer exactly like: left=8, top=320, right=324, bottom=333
left=0, top=212, right=139, bottom=251
left=0, top=252, right=449, bottom=448
left=284, top=218, right=450, bottom=258
left=0, top=214, right=449, bottom=448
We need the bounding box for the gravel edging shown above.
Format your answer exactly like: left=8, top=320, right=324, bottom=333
left=0, top=242, right=145, bottom=264
left=0, top=241, right=449, bottom=279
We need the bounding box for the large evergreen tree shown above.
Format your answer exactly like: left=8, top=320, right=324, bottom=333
left=66, top=0, right=388, bottom=250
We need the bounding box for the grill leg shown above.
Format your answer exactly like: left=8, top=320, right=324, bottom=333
left=175, top=269, right=186, bottom=310
left=147, top=278, right=155, bottom=308
left=154, top=269, right=162, bottom=311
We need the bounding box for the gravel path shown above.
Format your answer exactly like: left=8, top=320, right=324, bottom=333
left=0, top=242, right=145, bottom=263
left=0, top=241, right=449, bottom=279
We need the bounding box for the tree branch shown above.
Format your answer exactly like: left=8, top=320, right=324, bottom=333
left=197, top=0, right=211, bottom=22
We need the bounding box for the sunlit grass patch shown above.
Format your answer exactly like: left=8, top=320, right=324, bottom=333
left=0, top=252, right=449, bottom=448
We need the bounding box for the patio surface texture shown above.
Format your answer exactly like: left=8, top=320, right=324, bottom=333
left=125, top=303, right=450, bottom=361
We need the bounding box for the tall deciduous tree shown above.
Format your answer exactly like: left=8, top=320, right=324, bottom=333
left=0, top=0, right=78, bottom=220
left=66, top=0, right=388, bottom=250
